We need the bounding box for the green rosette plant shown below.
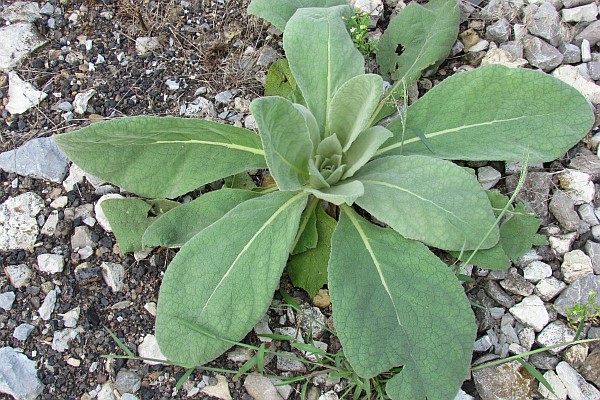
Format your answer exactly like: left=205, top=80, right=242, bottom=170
left=54, top=0, right=594, bottom=398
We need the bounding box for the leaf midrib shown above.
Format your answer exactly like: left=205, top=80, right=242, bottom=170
left=344, top=208, right=403, bottom=329
left=150, top=139, right=265, bottom=156
left=376, top=115, right=530, bottom=156
left=199, top=192, right=306, bottom=317
left=360, top=179, right=467, bottom=223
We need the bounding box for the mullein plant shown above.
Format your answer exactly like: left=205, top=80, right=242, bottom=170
left=54, top=0, right=594, bottom=398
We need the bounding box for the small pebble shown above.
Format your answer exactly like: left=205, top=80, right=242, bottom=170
left=13, top=324, right=35, bottom=341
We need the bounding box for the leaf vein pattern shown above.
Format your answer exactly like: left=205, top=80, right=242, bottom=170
left=345, top=209, right=403, bottom=328
left=273, top=148, right=306, bottom=175
left=361, top=179, right=467, bottom=223
left=149, top=140, right=265, bottom=156
left=199, top=192, right=306, bottom=316
left=376, top=115, right=532, bottom=156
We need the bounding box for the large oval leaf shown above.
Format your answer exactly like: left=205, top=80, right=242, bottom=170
left=53, top=116, right=266, bottom=199
left=248, top=0, right=347, bottom=31
left=142, top=189, right=260, bottom=248
left=155, top=191, right=307, bottom=365
left=329, top=208, right=476, bottom=400
left=284, top=6, right=364, bottom=134
left=251, top=97, right=313, bottom=190
left=353, top=155, right=498, bottom=250
left=377, top=0, right=459, bottom=83
left=328, top=74, right=383, bottom=151
left=378, top=65, right=594, bottom=162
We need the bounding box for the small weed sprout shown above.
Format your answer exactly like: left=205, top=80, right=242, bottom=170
left=567, top=290, right=600, bottom=330
left=344, top=9, right=378, bottom=57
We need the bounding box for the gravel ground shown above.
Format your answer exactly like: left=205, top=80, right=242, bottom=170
left=1, top=0, right=600, bottom=399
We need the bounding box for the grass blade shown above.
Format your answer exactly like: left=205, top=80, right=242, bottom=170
left=516, top=359, right=555, bottom=395
left=176, top=368, right=195, bottom=390
left=104, top=325, right=135, bottom=357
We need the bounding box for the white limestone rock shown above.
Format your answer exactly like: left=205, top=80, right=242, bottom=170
left=0, top=292, right=15, bottom=311
left=552, top=65, right=600, bottom=104
left=558, top=170, right=595, bottom=205
left=556, top=361, right=600, bottom=400
left=535, top=276, right=567, bottom=301
left=52, top=328, right=78, bottom=352
left=73, top=89, right=96, bottom=114
left=36, top=253, right=64, bottom=274
left=562, top=3, right=598, bottom=22
left=481, top=48, right=528, bottom=68
left=538, top=370, right=567, bottom=400
left=561, top=249, right=594, bottom=284
left=509, top=295, right=549, bottom=331
left=6, top=71, right=47, bottom=115
left=0, top=347, right=44, bottom=400
left=0, top=22, right=47, bottom=71
left=38, top=288, right=59, bottom=320
left=135, top=37, right=160, bottom=56
left=4, top=264, right=32, bottom=288
left=536, top=320, right=576, bottom=354
left=0, top=192, right=44, bottom=251
left=137, top=334, right=167, bottom=365
left=523, top=261, right=553, bottom=283
left=200, top=374, right=232, bottom=400
left=101, top=262, right=125, bottom=292
left=95, top=194, right=125, bottom=232
left=1, top=2, right=41, bottom=22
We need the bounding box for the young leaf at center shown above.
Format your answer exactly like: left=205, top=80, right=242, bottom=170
left=251, top=97, right=314, bottom=190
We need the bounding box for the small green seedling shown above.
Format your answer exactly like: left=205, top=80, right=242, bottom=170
left=54, top=0, right=594, bottom=398
left=344, top=9, right=378, bottom=57
left=567, top=290, right=600, bottom=339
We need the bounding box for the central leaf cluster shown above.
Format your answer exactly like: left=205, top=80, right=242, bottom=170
left=251, top=73, right=394, bottom=205
left=310, top=134, right=345, bottom=188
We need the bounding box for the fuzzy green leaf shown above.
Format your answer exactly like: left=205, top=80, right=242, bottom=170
left=378, top=65, right=594, bottom=162
left=354, top=155, right=498, bottom=250
left=291, top=200, right=319, bottom=256
left=224, top=173, right=257, bottom=190
left=248, top=0, right=348, bottom=31
left=251, top=97, right=313, bottom=190
left=328, top=74, right=384, bottom=151
left=342, top=126, right=393, bottom=179
left=377, top=0, right=459, bottom=83
left=288, top=205, right=335, bottom=297
left=155, top=191, right=307, bottom=365
left=293, top=103, right=321, bottom=153
left=284, top=6, right=363, bottom=134
left=101, top=198, right=180, bottom=254
left=53, top=116, right=266, bottom=199
left=451, top=192, right=543, bottom=269
left=304, top=180, right=364, bottom=206
left=142, top=189, right=261, bottom=248
left=265, top=59, right=296, bottom=97
left=329, top=207, right=476, bottom=400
